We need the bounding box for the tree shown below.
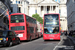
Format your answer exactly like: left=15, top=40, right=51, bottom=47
left=32, top=13, right=43, bottom=24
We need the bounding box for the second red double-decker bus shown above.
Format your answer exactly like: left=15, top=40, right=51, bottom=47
left=9, top=13, right=37, bottom=41
left=43, top=13, right=61, bottom=40
left=37, top=21, right=42, bottom=37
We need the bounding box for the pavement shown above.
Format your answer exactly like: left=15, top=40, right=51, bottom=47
left=54, top=34, right=75, bottom=50
left=67, top=35, right=75, bottom=45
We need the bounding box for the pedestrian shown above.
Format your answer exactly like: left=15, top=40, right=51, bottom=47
left=64, top=31, right=67, bottom=36
left=69, top=31, right=71, bottom=36
left=67, top=31, right=69, bottom=36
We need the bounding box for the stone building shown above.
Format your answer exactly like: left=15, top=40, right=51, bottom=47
left=0, top=0, right=11, bottom=30
left=66, top=0, right=75, bottom=31
left=10, top=0, right=29, bottom=15
left=28, top=0, right=67, bottom=31
left=60, top=0, right=67, bottom=31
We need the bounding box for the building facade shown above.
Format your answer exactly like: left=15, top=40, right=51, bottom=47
left=66, top=0, right=75, bottom=31
left=28, top=0, right=59, bottom=17
left=11, top=0, right=29, bottom=15
left=60, top=0, right=67, bottom=31
left=0, top=0, right=11, bottom=30
left=28, top=0, right=67, bottom=31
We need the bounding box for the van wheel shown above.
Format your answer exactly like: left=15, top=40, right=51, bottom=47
left=7, top=41, right=12, bottom=47
left=3, top=44, right=6, bottom=47
left=8, top=41, right=12, bottom=47
left=18, top=39, right=20, bottom=44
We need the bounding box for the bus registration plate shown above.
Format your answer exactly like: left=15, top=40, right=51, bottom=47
left=17, top=34, right=23, bottom=37
left=50, top=38, right=53, bottom=40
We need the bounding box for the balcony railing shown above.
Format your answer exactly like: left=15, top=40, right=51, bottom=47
left=0, top=1, right=8, bottom=17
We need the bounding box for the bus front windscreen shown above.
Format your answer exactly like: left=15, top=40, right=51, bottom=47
left=11, top=15, right=24, bottom=23
left=44, top=14, right=59, bottom=34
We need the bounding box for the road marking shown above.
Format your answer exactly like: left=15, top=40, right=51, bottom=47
left=5, top=38, right=43, bottom=50
left=55, top=46, right=66, bottom=48
left=5, top=46, right=17, bottom=50
left=53, top=36, right=63, bottom=50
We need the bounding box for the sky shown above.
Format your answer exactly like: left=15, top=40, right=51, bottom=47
left=55, top=0, right=60, bottom=3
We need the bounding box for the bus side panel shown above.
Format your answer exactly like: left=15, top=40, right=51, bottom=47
left=26, top=22, right=31, bottom=40
left=24, top=14, right=27, bottom=40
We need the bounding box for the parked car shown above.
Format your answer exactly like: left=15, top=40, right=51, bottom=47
left=0, top=30, right=20, bottom=47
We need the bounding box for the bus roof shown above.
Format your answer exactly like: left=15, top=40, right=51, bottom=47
left=44, top=13, right=59, bottom=15
left=10, top=13, right=24, bottom=15
left=10, top=13, right=36, bottom=20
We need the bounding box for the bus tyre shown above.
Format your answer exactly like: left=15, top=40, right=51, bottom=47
left=44, top=40, right=46, bottom=41
left=30, top=37, right=32, bottom=41
left=38, top=34, right=39, bottom=38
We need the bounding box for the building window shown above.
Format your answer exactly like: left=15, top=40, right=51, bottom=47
left=16, top=1, right=20, bottom=4
left=16, top=1, right=18, bottom=4
left=11, top=7, right=13, bottom=12
left=53, top=6, right=56, bottom=11
left=27, top=27, right=34, bottom=33
left=21, top=1, right=22, bottom=4
left=35, top=10, right=37, bottom=13
left=41, top=6, right=43, bottom=11
left=18, top=1, right=20, bottom=4
left=18, top=7, right=21, bottom=13
left=47, top=6, right=50, bottom=13
left=11, top=1, right=12, bottom=3
left=3, top=17, right=8, bottom=24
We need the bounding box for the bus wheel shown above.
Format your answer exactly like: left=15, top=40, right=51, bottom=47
left=38, top=34, right=39, bottom=38
left=30, top=37, right=32, bottom=41
left=44, top=40, right=47, bottom=41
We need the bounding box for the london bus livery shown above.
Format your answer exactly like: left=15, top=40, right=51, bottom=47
left=43, top=13, right=60, bottom=40
left=9, top=13, right=37, bottom=41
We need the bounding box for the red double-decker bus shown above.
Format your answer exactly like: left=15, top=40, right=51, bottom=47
left=9, top=13, right=37, bottom=41
left=40, top=24, right=43, bottom=36
left=43, top=13, right=61, bottom=40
